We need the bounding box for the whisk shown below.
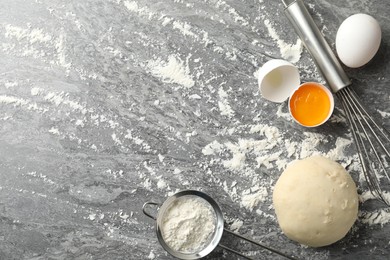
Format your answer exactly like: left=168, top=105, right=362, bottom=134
left=281, top=0, right=390, bottom=205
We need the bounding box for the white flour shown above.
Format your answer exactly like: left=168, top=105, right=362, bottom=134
left=241, top=185, right=268, bottom=211
left=161, top=195, right=216, bottom=253
left=148, top=55, right=195, bottom=89
left=4, top=24, right=71, bottom=72
left=215, top=0, right=249, bottom=26
left=201, top=122, right=362, bottom=214
left=263, top=19, right=303, bottom=63
left=378, top=110, right=390, bottom=118
left=218, top=87, right=235, bottom=118
left=359, top=191, right=390, bottom=226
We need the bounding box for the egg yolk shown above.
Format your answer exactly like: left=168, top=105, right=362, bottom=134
left=289, top=83, right=331, bottom=127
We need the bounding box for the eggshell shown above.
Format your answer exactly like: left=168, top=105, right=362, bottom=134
left=336, top=14, right=381, bottom=68
left=258, top=59, right=300, bottom=103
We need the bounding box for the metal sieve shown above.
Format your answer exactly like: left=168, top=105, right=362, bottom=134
left=143, top=190, right=224, bottom=259
left=143, top=190, right=297, bottom=260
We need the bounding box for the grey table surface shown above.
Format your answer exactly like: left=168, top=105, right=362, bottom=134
left=1, top=0, right=390, bottom=259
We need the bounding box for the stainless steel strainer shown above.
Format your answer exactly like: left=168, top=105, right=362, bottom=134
left=143, top=190, right=297, bottom=260
left=143, top=190, right=224, bottom=259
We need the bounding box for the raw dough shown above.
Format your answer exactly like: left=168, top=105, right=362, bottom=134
left=273, top=156, right=358, bottom=247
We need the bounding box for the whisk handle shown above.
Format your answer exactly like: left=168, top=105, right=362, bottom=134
left=283, top=0, right=351, bottom=93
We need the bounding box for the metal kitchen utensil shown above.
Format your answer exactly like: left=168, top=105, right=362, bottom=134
left=281, top=0, right=390, bottom=206
left=143, top=190, right=297, bottom=260
left=143, top=190, right=224, bottom=260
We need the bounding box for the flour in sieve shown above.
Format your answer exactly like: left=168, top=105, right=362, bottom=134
left=160, top=195, right=216, bottom=253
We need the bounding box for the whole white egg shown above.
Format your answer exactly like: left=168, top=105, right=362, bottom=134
left=335, top=13, right=381, bottom=68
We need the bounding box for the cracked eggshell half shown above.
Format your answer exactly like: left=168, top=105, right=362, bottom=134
left=258, top=59, right=300, bottom=103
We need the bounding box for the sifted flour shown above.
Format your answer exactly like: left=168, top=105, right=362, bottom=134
left=160, top=195, right=216, bottom=253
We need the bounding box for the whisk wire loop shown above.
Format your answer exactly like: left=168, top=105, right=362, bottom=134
left=337, top=90, right=382, bottom=196
left=346, top=89, right=390, bottom=183
left=337, top=87, right=390, bottom=206
left=348, top=88, right=390, bottom=154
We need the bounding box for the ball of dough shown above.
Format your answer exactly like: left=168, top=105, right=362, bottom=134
left=273, top=156, right=358, bottom=247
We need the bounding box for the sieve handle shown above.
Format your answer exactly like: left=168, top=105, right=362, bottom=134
left=282, top=0, right=351, bottom=93
left=142, top=201, right=160, bottom=220
left=222, top=229, right=299, bottom=260
left=218, top=244, right=253, bottom=260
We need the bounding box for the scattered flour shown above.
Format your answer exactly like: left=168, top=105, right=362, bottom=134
left=25, top=171, right=57, bottom=186
left=0, top=95, right=45, bottom=112
left=378, top=110, right=390, bottom=118
left=111, top=133, right=123, bottom=146
left=360, top=191, right=390, bottom=205
left=158, top=154, right=165, bottom=162
left=48, top=127, right=60, bottom=135
left=123, top=1, right=150, bottom=16
left=218, top=87, right=235, bottom=118
left=31, top=87, right=44, bottom=96
left=202, top=140, right=224, bottom=155
left=360, top=209, right=390, bottom=226
left=241, top=185, right=268, bottom=211
left=172, top=21, right=198, bottom=38
left=142, top=178, right=152, bottom=190
left=147, top=251, right=156, bottom=259
left=276, top=103, right=291, bottom=121
left=121, top=0, right=235, bottom=61
left=157, top=177, right=168, bottom=190
left=263, top=19, right=303, bottom=63
left=0, top=95, right=29, bottom=106
left=202, top=123, right=361, bottom=212
left=359, top=191, right=390, bottom=226
left=204, top=124, right=285, bottom=177
left=4, top=24, right=71, bottom=72
left=188, top=94, right=202, bottom=100
left=215, top=0, right=249, bottom=26
left=54, top=34, right=72, bottom=71
left=5, top=24, right=52, bottom=44
left=75, top=119, right=84, bottom=127
left=229, top=218, right=244, bottom=232
left=161, top=195, right=216, bottom=253
left=148, top=55, right=195, bottom=89
left=4, top=81, right=19, bottom=89
left=299, top=132, right=327, bottom=158
left=173, top=168, right=182, bottom=175
left=325, top=137, right=352, bottom=161
left=124, top=129, right=151, bottom=152
left=44, top=92, right=88, bottom=114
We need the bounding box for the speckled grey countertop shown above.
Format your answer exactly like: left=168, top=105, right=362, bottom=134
left=1, top=0, right=390, bottom=259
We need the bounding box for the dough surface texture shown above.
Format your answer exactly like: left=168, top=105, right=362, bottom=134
left=273, top=156, right=358, bottom=247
